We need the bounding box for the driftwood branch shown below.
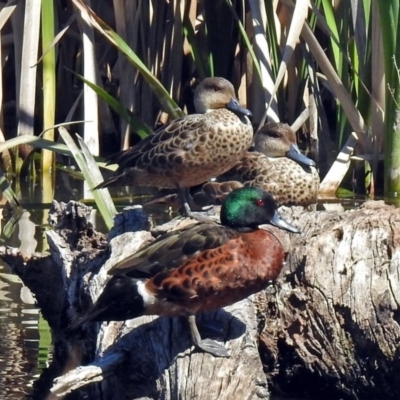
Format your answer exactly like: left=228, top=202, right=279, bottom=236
left=1, top=199, right=400, bottom=399
left=51, top=351, right=126, bottom=395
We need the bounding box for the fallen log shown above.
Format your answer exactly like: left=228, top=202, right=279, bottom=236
left=261, top=200, right=400, bottom=400
left=1, top=199, right=399, bottom=399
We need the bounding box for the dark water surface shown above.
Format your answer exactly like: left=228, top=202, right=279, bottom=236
left=0, top=202, right=53, bottom=400
left=0, top=264, right=50, bottom=399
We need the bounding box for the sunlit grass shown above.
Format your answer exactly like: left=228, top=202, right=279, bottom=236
left=0, top=0, right=398, bottom=223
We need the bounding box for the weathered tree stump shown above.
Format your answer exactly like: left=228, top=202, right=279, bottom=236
left=260, top=201, right=400, bottom=400
left=1, top=200, right=399, bottom=400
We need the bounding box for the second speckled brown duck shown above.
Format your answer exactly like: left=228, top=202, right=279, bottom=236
left=94, top=77, right=253, bottom=217
left=194, top=122, right=320, bottom=207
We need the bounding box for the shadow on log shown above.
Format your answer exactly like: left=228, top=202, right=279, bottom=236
left=1, top=200, right=399, bottom=400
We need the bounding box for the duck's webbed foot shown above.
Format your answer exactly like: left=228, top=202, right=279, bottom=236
left=195, top=337, right=230, bottom=358
left=187, top=315, right=230, bottom=358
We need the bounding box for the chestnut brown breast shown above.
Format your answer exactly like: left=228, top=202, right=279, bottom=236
left=144, top=229, right=285, bottom=316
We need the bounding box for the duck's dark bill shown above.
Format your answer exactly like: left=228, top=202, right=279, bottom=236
left=286, top=144, right=316, bottom=167
left=226, top=98, right=252, bottom=118
left=270, top=211, right=300, bottom=233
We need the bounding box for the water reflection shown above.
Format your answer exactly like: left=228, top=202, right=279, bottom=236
left=0, top=265, right=42, bottom=399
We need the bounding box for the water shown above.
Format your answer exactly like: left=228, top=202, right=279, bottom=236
left=0, top=199, right=54, bottom=399
left=0, top=265, right=49, bottom=399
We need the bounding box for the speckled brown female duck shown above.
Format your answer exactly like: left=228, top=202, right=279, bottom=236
left=94, top=77, right=253, bottom=217
left=68, top=187, right=300, bottom=357
left=194, top=122, right=320, bottom=207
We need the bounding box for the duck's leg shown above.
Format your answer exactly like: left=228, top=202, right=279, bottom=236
left=187, top=315, right=230, bottom=358
left=177, top=187, right=216, bottom=223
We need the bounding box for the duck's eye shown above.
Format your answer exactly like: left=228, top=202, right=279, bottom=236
left=213, top=85, right=221, bottom=92
left=267, top=131, right=280, bottom=138
left=255, top=198, right=265, bottom=207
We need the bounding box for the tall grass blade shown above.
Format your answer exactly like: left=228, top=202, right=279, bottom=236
left=72, top=0, right=184, bottom=120
left=36, top=13, right=76, bottom=65
left=0, top=1, right=18, bottom=173
left=370, top=2, right=385, bottom=196
left=376, top=1, right=400, bottom=199
left=259, top=0, right=310, bottom=127
left=58, top=127, right=116, bottom=230
left=112, top=0, right=137, bottom=150
left=319, top=132, right=359, bottom=195
left=0, top=0, right=18, bottom=30
left=41, top=0, right=57, bottom=203
left=17, top=0, right=41, bottom=137
left=248, top=0, right=279, bottom=123
left=320, top=0, right=341, bottom=71
left=301, top=21, right=366, bottom=136
left=0, top=134, right=116, bottom=172
left=77, top=0, right=99, bottom=158
left=69, top=70, right=151, bottom=139
left=225, top=0, right=262, bottom=82
left=183, top=12, right=208, bottom=80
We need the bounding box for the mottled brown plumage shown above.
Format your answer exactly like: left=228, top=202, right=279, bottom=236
left=94, top=77, right=253, bottom=195
left=143, top=229, right=285, bottom=316
left=69, top=187, right=300, bottom=357
left=194, top=122, right=320, bottom=207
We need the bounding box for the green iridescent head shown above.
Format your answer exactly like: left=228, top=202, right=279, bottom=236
left=220, top=187, right=300, bottom=233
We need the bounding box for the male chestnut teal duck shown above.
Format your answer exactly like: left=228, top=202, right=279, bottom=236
left=94, top=77, right=253, bottom=218
left=193, top=122, right=320, bottom=207
left=69, top=187, right=300, bottom=357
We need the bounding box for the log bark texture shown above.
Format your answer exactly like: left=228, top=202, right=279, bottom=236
left=1, top=200, right=399, bottom=400
left=260, top=200, right=400, bottom=400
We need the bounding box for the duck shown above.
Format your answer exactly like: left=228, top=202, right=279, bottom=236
left=94, top=77, right=253, bottom=219
left=68, top=187, right=300, bottom=357
left=193, top=122, right=320, bottom=208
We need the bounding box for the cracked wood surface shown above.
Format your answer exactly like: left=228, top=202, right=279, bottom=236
left=259, top=200, right=400, bottom=399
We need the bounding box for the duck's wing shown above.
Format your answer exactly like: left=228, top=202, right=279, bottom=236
left=105, top=113, right=212, bottom=171
left=192, top=181, right=244, bottom=207
left=109, top=223, right=238, bottom=279
left=223, top=151, right=268, bottom=182
left=190, top=152, right=267, bottom=206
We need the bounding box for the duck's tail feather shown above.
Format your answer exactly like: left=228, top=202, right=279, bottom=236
left=66, top=276, right=146, bottom=332
left=91, top=175, right=123, bottom=191
left=92, top=169, right=138, bottom=191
